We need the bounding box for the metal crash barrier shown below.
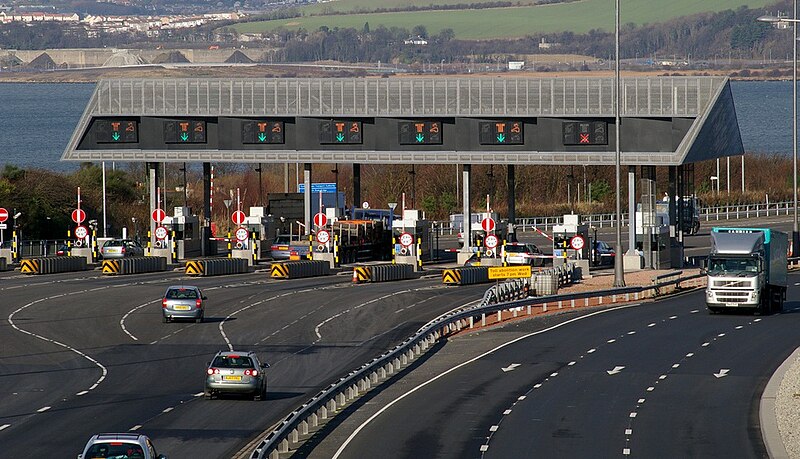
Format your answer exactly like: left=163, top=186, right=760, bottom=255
left=102, top=257, right=167, bottom=275
left=352, top=263, right=414, bottom=283
left=20, top=256, right=87, bottom=275
left=270, top=260, right=330, bottom=279
left=442, top=266, right=490, bottom=286
left=185, top=258, right=250, bottom=276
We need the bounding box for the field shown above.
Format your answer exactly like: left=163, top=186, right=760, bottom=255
left=234, top=0, right=778, bottom=39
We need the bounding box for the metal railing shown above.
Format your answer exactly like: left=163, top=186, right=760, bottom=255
left=248, top=271, right=703, bottom=459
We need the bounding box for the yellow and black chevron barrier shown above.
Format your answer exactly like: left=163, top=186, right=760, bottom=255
left=442, top=267, right=491, bottom=286
left=270, top=263, right=290, bottom=278
left=102, top=260, right=121, bottom=274
left=352, top=266, right=371, bottom=283
left=185, top=260, right=204, bottom=276
left=20, top=258, right=40, bottom=274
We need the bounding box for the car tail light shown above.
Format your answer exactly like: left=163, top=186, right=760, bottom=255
left=162, top=299, right=168, bottom=309
left=121, top=247, right=126, bottom=253
left=196, top=299, right=202, bottom=308
left=207, top=368, right=220, bottom=375
left=244, top=369, right=258, bottom=377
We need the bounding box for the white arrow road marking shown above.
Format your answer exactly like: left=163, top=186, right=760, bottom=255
left=502, top=363, right=521, bottom=372
left=714, top=369, right=730, bottom=378
left=607, top=366, right=625, bottom=375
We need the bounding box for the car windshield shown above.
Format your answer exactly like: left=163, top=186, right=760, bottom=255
left=212, top=355, right=254, bottom=368
left=708, top=258, right=758, bottom=275
left=505, top=245, right=528, bottom=253
left=85, top=442, right=144, bottom=458
left=166, top=288, right=198, bottom=300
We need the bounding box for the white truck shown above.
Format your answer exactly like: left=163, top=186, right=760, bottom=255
left=705, top=227, right=787, bottom=314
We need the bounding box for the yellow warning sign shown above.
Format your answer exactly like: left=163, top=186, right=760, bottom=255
left=271, top=263, right=289, bottom=278
left=442, top=269, right=462, bottom=285
left=102, top=260, right=120, bottom=274
left=185, top=260, right=204, bottom=276
left=488, top=265, right=531, bottom=280
left=20, top=259, right=39, bottom=274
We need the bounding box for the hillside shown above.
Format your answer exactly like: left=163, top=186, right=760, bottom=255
left=234, top=0, right=778, bottom=39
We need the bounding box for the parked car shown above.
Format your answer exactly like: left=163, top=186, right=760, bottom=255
left=592, top=240, right=616, bottom=266
left=78, top=433, right=166, bottom=459
left=502, top=242, right=544, bottom=267
left=162, top=285, right=206, bottom=323
left=56, top=245, right=69, bottom=256
left=101, top=239, right=144, bottom=259
left=204, top=350, right=269, bottom=400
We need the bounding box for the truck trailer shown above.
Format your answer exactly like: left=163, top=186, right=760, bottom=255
left=705, top=227, right=787, bottom=314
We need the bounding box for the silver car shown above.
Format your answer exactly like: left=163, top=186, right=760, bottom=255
left=204, top=350, right=269, bottom=400
left=78, top=432, right=166, bottom=459
left=162, top=285, right=206, bottom=323
left=101, top=239, right=144, bottom=259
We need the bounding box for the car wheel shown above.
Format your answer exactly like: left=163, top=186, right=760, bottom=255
left=255, top=382, right=267, bottom=401
left=195, top=315, right=203, bottom=324
left=204, top=388, right=213, bottom=400
left=162, top=316, right=168, bottom=323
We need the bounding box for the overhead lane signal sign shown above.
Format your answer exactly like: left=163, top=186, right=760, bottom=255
left=563, top=121, right=608, bottom=146
left=479, top=121, right=523, bottom=145
left=164, top=120, right=207, bottom=144
left=95, top=119, right=138, bottom=143
left=319, top=120, right=362, bottom=144
left=242, top=120, right=284, bottom=144
left=399, top=121, right=442, bottom=145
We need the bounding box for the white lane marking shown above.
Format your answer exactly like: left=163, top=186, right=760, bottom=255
left=647, top=386, right=655, bottom=392
left=219, top=289, right=311, bottom=351
left=629, top=412, right=637, bottom=418
left=735, top=326, right=743, bottom=330
left=669, top=316, right=677, bottom=320
left=534, top=384, right=542, bottom=389
left=501, top=363, right=521, bottom=372
left=517, top=396, right=526, bottom=401
left=606, top=366, right=625, bottom=375
left=672, top=364, right=680, bottom=369
left=648, top=323, right=656, bottom=327
left=690, top=310, right=699, bottom=314
left=623, top=448, right=631, bottom=455
left=627, top=331, right=636, bottom=335
left=120, top=299, right=160, bottom=341
left=194, top=392, right=204, bottom=397
left=480, top=445, right=489, bottom=452
left=754, top=318, right=762, bottom=323
left=625, top=429, right=632, bottom=435
left=331, top=304, right=638, bottom=459
left=686, top=353, right=694, bottom=358
left=549, top=372, right=558, bottom=377
left=8, top=297, right=108, bottom=397
left=702, top=342, right=710, bottom=347
left=37, top=406, right=51, bottom=413
left=162, top=407, right=173, bottom=413
left=587, top=348, right=596, bottom=354
left=0, top=424, right=10, bottom=431
left=490, top=425, right=498, bottom=432
left=714, top=369, right=730, bottom=378
left=607, top=339, right=616, bottom=343
left=76, top=391, right=89, bottom=396
left=130, top=425, right=142, bottom=431
left=718, top=333, right=726, bottom=337
left=638, top=399, right=645, bottom=404
left=503, top=409, right=512, bottom=415
left=659, top=375, right=667, bottom=380
left=315, top=289, right=417, bottom=342
left=568, top=361, right=576, bottom=366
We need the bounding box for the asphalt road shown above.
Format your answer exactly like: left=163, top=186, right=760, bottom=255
left=0, top=268, right=486, bottom=458
left=327, top=276, right=800, bottom=459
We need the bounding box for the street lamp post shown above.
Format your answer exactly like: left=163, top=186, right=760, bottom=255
left=759, top=6, right=800, bottom=255
left=613, top=0, right=625, bottom=287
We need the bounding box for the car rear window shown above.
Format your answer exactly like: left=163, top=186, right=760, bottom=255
left=166, top=288, right=198, bottom=300
left=104, top=240, right=124, bottom=247
left=212, top=355, right=254, bottom=368
left=85, top=442, right=144, bottom=458
left=505, top=245, right=527, bottom=253
left=273, top=236, right=290, bottom=245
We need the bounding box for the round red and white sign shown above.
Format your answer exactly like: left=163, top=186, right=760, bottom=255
left=570, top=235, right=586, bottom=250
left=231, top=210, right=246, bottom=225
left=74, top=225, right=88, bottom=239
left=235, top=226, right=249, bottom=242
left=313, top=212, right=328, bottom=227
left=481, top=217, right=496, bottom=233
left=484, top=234, right=499, bottom=249
left=151, top=208, right=166, bottom=223
left=154, top=225, right=168, bottom=240
left=72, top=208, right=86, bottom=224
left=0, top=207, right=8, bottom=223
left=399, top=232, right=414, bottom=247
left=316, top=229, right=330, bottom=245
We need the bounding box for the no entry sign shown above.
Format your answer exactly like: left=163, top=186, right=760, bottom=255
left=231, top=210, right=246, bottom=225
left=72, top=208, right=86, bottom=224
left=481, top=217, right=496, bottom=233
left=0, top=208, right=7, bottom=223
left=313, top=212, right=328, bottom=227
left=152, top=208, right=166, bottom=223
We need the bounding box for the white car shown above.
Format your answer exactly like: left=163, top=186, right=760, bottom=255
left=502, top=243, right=544, bottom=266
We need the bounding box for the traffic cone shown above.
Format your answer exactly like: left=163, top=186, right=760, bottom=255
left=352, top=268, right=359, bottom=284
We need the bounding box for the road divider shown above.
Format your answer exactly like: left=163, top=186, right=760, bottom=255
left=185, top=258, right=249, bottom=276
left=270, top=260, right=330, bottom=279
left=442, top=267, right=490, bottom=285
left=102, top=257, right=167, bottom=275
left=352, top=263, right=414, bottom=283
left=20, top=256, right=87, bottom=275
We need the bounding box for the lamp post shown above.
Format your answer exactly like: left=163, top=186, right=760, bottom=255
left=613, top=0, right=625, bottom=287
left=759, top=7, right=800, bottom=255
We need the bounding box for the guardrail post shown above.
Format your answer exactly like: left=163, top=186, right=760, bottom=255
left=311, top=412, right=319, bottom=427
left=380, top=366, right=388, bottom=379
left=496, top=311, right=501, bottom=322
left=337, top=392, right=346, bottom=406
left=320, top=405, right=328, bottom=420
left=371, top=372, right=379, bottom=384
left=290, top=428, right=299, bottom=444
left=469, top=316, right=474, bottom=328
left=300, top=420, right=309, bottom=435
left=278, top=439, right=289, bottom=453
left=481, top=313, right=486, bottom=326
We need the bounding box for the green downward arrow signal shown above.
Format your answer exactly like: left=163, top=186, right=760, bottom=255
left=496, top=133, right=506, bottom=143
left=258, top=132, right=267, bottom=142
left=180, top=132, right=189, bottom=141
left=112, top=132, right=120, bottom=141
left=416, top=133, right=425, bottom=143
left=336, top=133, right=345, bottom=142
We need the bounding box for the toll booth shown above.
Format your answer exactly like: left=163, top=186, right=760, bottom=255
left=552, top=214, right=589, bottom=267
left=392, top=209, right=430, bottom=271
left=164, top=207, right=200, bottom=260
left=635, top=206, right=671, bottom=269
left=242, top=207, right=274, bottom=261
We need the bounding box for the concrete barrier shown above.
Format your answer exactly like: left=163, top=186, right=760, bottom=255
left=102, top=257, right=167, bottom=275
left=185, top=258, right=249, bottom=276
left=20, top=256, right=87, bottom=275
left=0, top=257, right=6, bottom=272
left=271, top=260, right=330, bottom=279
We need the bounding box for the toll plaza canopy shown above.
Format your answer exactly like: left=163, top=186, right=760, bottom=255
left=62, top=76, right=743, bottom=166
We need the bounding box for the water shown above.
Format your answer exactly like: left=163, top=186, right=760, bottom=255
left=0, top=80, right=792, bottom=171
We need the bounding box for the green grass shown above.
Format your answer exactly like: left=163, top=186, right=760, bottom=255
left=234, top=0, right=777, bottom=39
